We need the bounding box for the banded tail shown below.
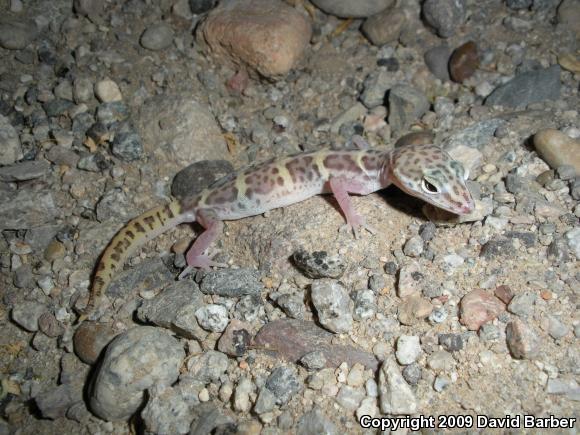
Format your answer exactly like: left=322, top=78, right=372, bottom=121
left=78, top=199, right=186, bottom=322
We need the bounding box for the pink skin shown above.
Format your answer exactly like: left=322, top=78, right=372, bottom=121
left=329, top=176, right=377, bottom=237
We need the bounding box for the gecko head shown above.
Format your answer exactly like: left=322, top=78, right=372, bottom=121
left=390, top=144, right=475, bottom=215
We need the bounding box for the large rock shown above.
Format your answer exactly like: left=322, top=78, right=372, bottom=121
left=197, top=0, right=311, bottom=78
left=534, top=129, right=580, bottom=175
left=0, top=189, right=58, bottom=230
left=90, top=327, right=185, bottom=421
left=0, top=18, right=38, bottom=49
left=136, top=96, right=228, bottom=166
left=311, top=0, right=394, bottom=18
left=0, top=114, right=22, bottom=165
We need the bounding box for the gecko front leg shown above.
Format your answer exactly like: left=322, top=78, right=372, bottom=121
left=179, top=209, right=227, bottom=279
left=329, top=176, right=377, bottom=238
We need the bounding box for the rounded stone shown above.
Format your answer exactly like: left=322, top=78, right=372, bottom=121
left=0, top=18, right=38, bottom=50
left=74, top=321, right=120, bottom=364
left=449, top=41, right=479, bottom=83
left=534, top=129, right=580, bottom=175
left=311, top=0, right=394, bottom=18
left=422, top=0, right=466, bottom=38
left=140, top=22, right=174, bottom=51
left=94, top=79, right=123, bottom=103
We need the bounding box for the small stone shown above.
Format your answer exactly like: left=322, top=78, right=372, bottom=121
left=362, top=7, right=406, bottom=46
left=11, top=301, right=47, bottom=332
left=506, top=319, right=540, bottom=360
left=172, top=160, right=234, bottom=200
left=296, top=409, right=338, bottom=435
left=187, top=350, right=228, bottom=384
left=199, top=268, right=262, bottom=297
left=388, top=85, right=429, bottom=133
left=353, top=290, right=376, bottom=320
left=293, top=249, right=346, bottom=279
left=254, top=387, right=277, bottom=414
left=300, top=351, right=327, bottom=370
left=35, top=384, right=83, bottom=420
left=189, top=0, right=218, bottom=14
left=558, top=0, right=580, bottom=36
left=507, top=292, right=536, bottom=318
left=434, top=375, right=451, bottom=392
left=94, top=79, right=123, bottom=103
left=360, top=69, right=395, bottom=109
left=546, top=315, right=569, bottom=339
left=234, top=378, right=254, bottom=412
left=336, top=385, right=365, bottom=411
left=485, top=65, right=561, bottom=108
left=0, top=114, right=23, bottom=165
left=217, top=319, right=251, bottom=356
left=564, top=228, right=580, bottom=258
left=398, top=294, right=433, bottom=326
left=378, top=357, right=418, bottom=414
left=480, top=238, right=515, bottom=259
left=403, top=235, right=424, bottom=257
left=494, top=285, right=514, bottom=304
left=429, top=307, right=447, bottom=324
left=556, top=164, right=576, bottom=180
left=479, top=323, right=500, bottom=341
left=311, top=279, right=353, bottom=333
left=427, top=350, right=456, bottom=372
left=73, top=77, right=93, bottom=103
left=395, top=335, right=422, bottom=365
left=534, top=129, right=580, bottom=175
left=438, top=333, right=463, bottom=352
left=346, top=363, right=366, bottom=387
left=449, top=41, right=479, bottom=83
left=73, top=322, right=120, bottom=364
left=111, top=128, right=143, bottom=162
left=459, top=289, right=505, bottom=331
left=38, top=312, right=64, bottom=338
left=141, top=385, right=194, bottom=434
left=310, top=0, right=394, bottom=17
left=424, top=45, right=452, bottom=81
left=276, top=293, right=304, bottom=319
left=402, top=363, right=422, bottom=385
left=0, top=18, right=38, bottom=49
left=419, top=222, right=436, bottom=241
left=140, top=22, right=174, bottom=51
left=265, top=366, right=302, bottom=405
left=422, top=0, right=466, bottom=38
left=195, top=304, right=229, bottom=332
left=384, top=261, right=398, bottom=275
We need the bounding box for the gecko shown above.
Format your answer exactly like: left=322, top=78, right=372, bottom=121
left=79, top=142, right=474, bottom=321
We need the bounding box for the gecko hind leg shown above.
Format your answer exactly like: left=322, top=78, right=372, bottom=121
left=178, top=213, right=227, bottom=279
left=329, top=177, right=377, bottom=239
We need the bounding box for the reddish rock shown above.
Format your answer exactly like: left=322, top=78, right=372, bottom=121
left=73, top=322, right=121, bottom=364
left=494, top=285, right=514, bottom=304
left=253, top=319, right=378, bottom=371
left=506, top=319, right=540, bottom=360
left=449, top=41, right=479, bottom=83
left=459, top=289, right=505, bottom=331
left=218, top=319, right=252, bottom=357
left=197, top=0, right=312, bottom=79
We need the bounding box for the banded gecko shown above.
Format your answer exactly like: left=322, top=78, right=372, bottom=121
left=79, top=142, right=474, bottom=321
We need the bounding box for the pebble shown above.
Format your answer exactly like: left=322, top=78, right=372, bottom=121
left=360, top=69, right=395, bottom=109
left=198, top=0, right=312, bottom=78
left=199, top=268, right=262, bottom=296
left=438, top=333, right=464, bottom=352
left=395, top=335, right=422, bottom=365
left=507, top=292, right=536, bottom=318
left=546, top=378, right=580, bottom=401
left=459, top=289, right=505, bottom=331
left=0, top=114, right=23, bottom=165
left=0, top=160, right=49, bottom=182
left=172, top=159, right=234, bottom=200
left=557, top=0, right=580, bottom=36
left=506, top=319, right=540, bottom=360
left=485, top=65, right=561, bottom=108
left=141, top=385, right=194, bottom=435
left=428, top=350, right=456, bottom=372
left=424, top=45, right=452, bottom=81
left=434, top=375, right=451, bottom=392
left=73, top=77, right=93, bottom=103
left=480, top=238, right=516, bottom=259
left=443, top=118, right=506, bottom=150
left=140, top=22, right=174, bottom=51
left=254, top=387, right=277, bottom=414
left=403, top=235, right=424, bottom=257
left=558, top=53, right=580, bottom=74
left=564, top=228, right=580, bottom=258
left=361, top=7, right=406, bottom=46
left=296, top=409, right=338, bottom=435
left=234, top=378, right=254, bottom=412
left=94, top=79, right=123, bottom=103
left=73, top=321, right=120, bottom=364
left=402, top=363, right=422, bottom=385
left=336, top=385, right=365, bottom=411
left=0, top=18, right=38, bottom=49
left=378, top=357, right=418, bottom=414
left=545, top=315, right=569, bottom=339
left=217, top=319, right=252, bottom=356
left=506, top=0, right=532, bottom=9
left=35, top=384, right=83, bottom=420
left=195, top=304, right=229, bottom=332
left=388, top=84, right=429, bottom=133
left=111, top=128, right=144, bottom=162
left=265, top=366, right=302, bottom=405
left=276, top=293, right=305, bottom=319
left=534, top=129, right=580, bottom=175
left=449, top=41, right=479, bottom=83
left=311, top=0, right=394, bottom=17
left=494, top=285, right=514, bottom=304
left=397, top=294, right=433, bottom=326
left=300, top=350, right=327, bottom=370
left=90, top=327, right=185, bottom=420
left=11, top=301, right=48, bottom=332
left=189, top=0, right=218, bottom=14
left=187, top=350, right=228, bottom=384
left=422, top=0, right=466, bottom=38
left=311, top=279, right=353, bottom=333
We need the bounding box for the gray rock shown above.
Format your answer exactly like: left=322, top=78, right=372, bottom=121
left=13, top=264, right=34, bottom=288
left=506, top=319, right=540, bottom=360
left=424, top=45, right=452, bottom=81
left=137, top=280, right=207, bottom=340
left=546, top=378, right=580, bottom=401
left=0, top=114, right=22, bottom=165
left=73, top=0, right=105, bottom=17
left=427, top=350, right=456, bottom=371
left=141, top=385, right=193, bottom=435
left=43, top=99, right=74, bottom=118
left=402, top=363, right=422, bottom=385
left=0, top=160, right=50, bottom=182
left=438, top=333, right=464, bottom=352
left=480, top=238, right=515, bottom=259
left=189, top=0, right=218, bottom=14
left=360, top=69, right=395, bottom=108
left=96, top=102, right=129, bottom=126
left=479, top=323, right=500, bottom=341
left=254, top=387, right=277, bottom=414
left=195, top=304, right=229, bottom=332
left=11, top=301, right=48, bottom=332
left=171, top=159, right=234, bottom=200
left=565, top=228, right=580, bottom=258
left=547, top=315, right=569, bottom=339
left=265, top=366, right=302, bottom=405
left=0, top=18, right=38, bottom=49
left=297, top=409, right=338, bottom=435
left=95, top=189, right=132, bottom=223
left=136, top=96, right=227, bottom=166
left=310, top=0, right=394, bottom=18
left=187, top=350, right=228, bottom=384
left=73, top=77, right=94, bottom=103
left=35, top=383, right=83, bottom=420
left=388, top=85, right=429, bottom=133
left=422, top=0, right=466, bottom=38
left=362, top=7, right=406, bottom=46
left=199, top=268, right=262, bottom=297
left=300, top=350, right=327, bottom=370
left=235, top=294, right=263, bottom=322
left=311, top=279, right=353, bottom=333
left=557, top=0, right=580, bottom=36
left=403, top=235, right=424, bottom=257
left=434, top=375, right=451, bottom=392
left=395, top=335, right=421, bottom=365
left=353, top=289, right=376, bottom=320
left=189, top=403, right=235, bottom=435
left=508, top=292, right=536, bottom=318
left=293, top=249, right=346, bottom=279
left=217, top=319, right=251, bottom=356
left=277, top=293, right=305, bottom=319
left=378, top=357, right=418, bottom=414
left=90, top=327, right=185, bottom=420
left=140, top=22, right=174, bottom=51
left=507, top=0, right=532, bottom=9
left=336, top=385, right=365, bottom=410
left=485, top=65, right=561, bottom=108
left=111, top=127, right=143, bottom=162
left=442, top=118, right=506, bottom=150
left=46, top=145, right=80, bottom=167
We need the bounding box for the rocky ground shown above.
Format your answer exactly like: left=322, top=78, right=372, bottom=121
left=0, top=0, right=579, bottom=433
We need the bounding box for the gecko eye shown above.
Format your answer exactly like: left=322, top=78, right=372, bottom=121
left=421, top=178, right=439, bottom=194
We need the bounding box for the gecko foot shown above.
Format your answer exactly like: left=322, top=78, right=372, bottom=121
left=178, top=255, right=228, bottom=280
left=339, top=219, right=376, bottom=239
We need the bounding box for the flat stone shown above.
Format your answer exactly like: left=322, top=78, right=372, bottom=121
left=311, top=0, right=394, bottom=18
left=442, top=118, right=506, bottom=150
left=506, top=319, right=540, bottom=359
left=94, top=78, right=123, bottom=103
left=397, top=294, right=433, bottom=326
left=0, top=189, right=58, bottom=230
left=422, top=0, right=466, bottom=38
left=388, top=85, right=429, bottom=133
left=378, top=357, right=418, bottom=414
left=11, top=301, right=48, bottom=332
left=293, top=249, right=346, bottom=279
left=253, top=319, right=378, bottom=371
left=361, top=7, right=406, bottom=46
left=0, top=18, right=38, bottom=49
left=534, top=129, right=580, bottom=175
left=310, top=279, right=353, bottom=333
left=187, top=350, right=228, bottom=384
left=424, top=45, right=452, bottom=81
left=449, top=41, right=479, bottom=83
left=141, top=385, right=194, bottom=435
left=198, top=268, right=262, bottom=297
left=485, top=65, right=561, bottom=108
left=265, top=366, right=302, bottom=405
left=140, top=22, right=174, bottom=51
left=0, top=160, right=50, bottom=182
left=397, top=261, right=424, bottom=298
left=197, top=0, right=311, bottom=78
left=172, top=159, right=234, bottom=200
left=217, top=319, right=252, bottom=356
left=459, top=289, right=505, bottom=330
left=35, top=383, right=83, bottom=420
left=296, top=409, right=338, bottom=435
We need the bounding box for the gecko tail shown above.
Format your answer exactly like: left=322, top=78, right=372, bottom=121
left=78, top=199, right=188, bottom=323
